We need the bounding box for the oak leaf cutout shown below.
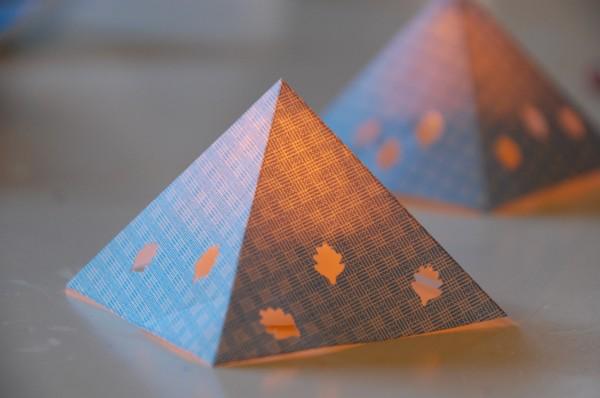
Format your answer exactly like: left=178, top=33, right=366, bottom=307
left=259, top=308, right=301, bottom=340
left=313, top=242, right=345, bottom=285
left=193, top=245, right=219, bottom=282
left=411, top=265, right=443, bottom=306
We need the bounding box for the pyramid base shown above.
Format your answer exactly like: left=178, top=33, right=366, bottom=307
left=396, top=170, right=600, bottom=215
left=495, top=170, right=600, bottom=215
left=65, top=288, right=210, bottom=366
left=395, top=195, right=480, bottom=215
left=67, top=287, right=511, bottom=367
left=221, top=317, right=513, bottom=367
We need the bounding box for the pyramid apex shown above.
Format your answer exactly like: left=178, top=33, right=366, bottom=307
left=278, top=79, right=298, bottom=96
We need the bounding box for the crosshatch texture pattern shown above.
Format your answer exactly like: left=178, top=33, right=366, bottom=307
left=67, top=81, right=281, bottom=364
left=324, top=0, right=600, bottom=211
left=215, top=82, right=505, bottom=364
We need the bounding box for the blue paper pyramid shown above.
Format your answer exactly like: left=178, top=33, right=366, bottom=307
left=68, top=80, right=505, bottom=366
left=324, top=0, right=600, bottom=211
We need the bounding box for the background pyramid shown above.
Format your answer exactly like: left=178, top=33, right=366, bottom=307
left=324, top=0, right=600, bottom=211
left=68, top=81, right=505, bottom=366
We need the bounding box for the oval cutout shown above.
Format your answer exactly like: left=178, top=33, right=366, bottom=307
left=558, top=107, right=586, bottom=140
left=520, top=104, right=548, bottom=140
left=494, top=135, right=522, bottom=171
left=193, top=245, right=219, bottom=282
left=354, top=119, right=381, bottom=148
left=416, top=110, right=445, bottom=148
left=376, top=138, right=401, bottom=170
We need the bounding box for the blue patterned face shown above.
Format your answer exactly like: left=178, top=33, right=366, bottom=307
left=67, top=81, right=281, bottom=364
left=324, top=0, right=600, bottom=211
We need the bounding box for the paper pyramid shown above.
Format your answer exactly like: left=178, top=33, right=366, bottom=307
left=67, top=80, right=505, bottom=366
left=324, top=0, right=600, bottom=212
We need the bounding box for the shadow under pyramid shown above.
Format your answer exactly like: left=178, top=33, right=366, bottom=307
left=324, top=0, right=600, bottom=214
left=66, top=80, right=506, bottom=366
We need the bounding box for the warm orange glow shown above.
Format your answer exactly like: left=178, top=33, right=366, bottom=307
left=223, top=318, right=514, bottom=367
left=558, top=107, right=586, bottom=140
left=520, top=104, right=548, bottom=140
left=416, top=110, right=445, bottom=148
left=131, top=242, right=159, bottom=272
left=222, top=344, right=362, bottom=367
left=259, top=308, right=301, bottom=340
left=411, top=265, right=443, bottom=306
left=313, top=242, right=345, bottom=285
left=395, top=194, right=480, bottom=215
left=494, top=135, right=522, bottom=171
left=193, top=244, right=219, bottom=282
left=376, top=137, right=401, bottom=169
left=495, top=169, right=600, bottom=214
left=354, top=119, right=381, bottom=147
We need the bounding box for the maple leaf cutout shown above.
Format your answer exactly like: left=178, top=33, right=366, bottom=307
left=259, top=308, right=301, bottom=340
left=313, top=242, right=345, bottom=285
left=193, top=245, right=219, bottom=282
left=411, top=265, right=443, bottom=306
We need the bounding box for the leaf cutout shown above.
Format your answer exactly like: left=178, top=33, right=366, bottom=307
left=494, top=135, right=522, bottom=171
left=416, top=110, right=445, bottom=148
left=193, top=245, right=219, bottom=282
left=313, top=242, right=345, bottom=285
left=354, top=119, right=381, bottom=148
left=558, top=107, right=586, bottom=140
left=411, top=265, right=443, bottom=306
left=520, top=104, right=549, bottom=141
left=131, top=243, right=159, bottom=272
left=376, top=137, right=401, bottom=170
left=259, top=308, right=301, bottom=340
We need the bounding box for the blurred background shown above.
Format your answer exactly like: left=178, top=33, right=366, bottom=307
left=0, top=1, right=599, bottom=397
left=0, top=0, right=599, bottom=203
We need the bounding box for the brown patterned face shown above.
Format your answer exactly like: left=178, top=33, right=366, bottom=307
left=214, top=83, right=505, bottom=364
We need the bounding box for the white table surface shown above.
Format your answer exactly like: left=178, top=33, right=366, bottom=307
left=1, top=1, right=599, bottom=397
